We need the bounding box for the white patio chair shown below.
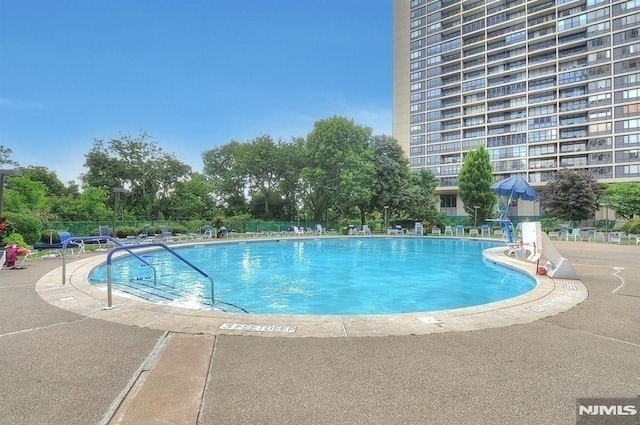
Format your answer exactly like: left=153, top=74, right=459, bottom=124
left=359, top=224, right=372, bottom=235
left=568, top=228, right=583, bottom=241
left=608, top=232, right=624, bottom=244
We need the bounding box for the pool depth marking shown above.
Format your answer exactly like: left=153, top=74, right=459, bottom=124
left=219, top=323, right=297, bottom=333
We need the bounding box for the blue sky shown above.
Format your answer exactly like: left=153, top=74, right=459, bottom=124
left=0, top=0, right=392, bottom=184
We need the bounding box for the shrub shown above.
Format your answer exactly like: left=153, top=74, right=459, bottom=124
left=4, top=213, right=42, bottom=245
left=540, top=217, right=561, bottom=232
left=2, top=232, right=27, bottom=248
left=621, top=218, right=640, bottom=234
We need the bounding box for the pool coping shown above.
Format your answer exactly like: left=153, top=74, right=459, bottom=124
left=34, top=236, right=588, bottom=337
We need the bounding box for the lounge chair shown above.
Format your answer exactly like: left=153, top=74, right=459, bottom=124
left=359, top=224, right=372, bottom=235
left=59, top=231, right=86, bottom=257
left=444, top=226, right=453, bottom=236
left=468, top=228, right=479, bottom=237
left=481, top=224, right=490, bottom=237
left=315, top=224, right=326, bottom=235
left=292, top=226, right=304, bottom=236
left=158, top=226, right=175, bottom=241
left=568, top=228, right=583, bottom=241
left=33, top=231, right=82, bottom=258
left=132, top=224, right=150, bottom=242
left=493, top=228, right=504, bottom=238
left=431, top=226, right=441, bottom=236
left=15, top=249, right=38, bottom=268
left=587, top=230, right=605, bottom=242
left=414, top=222, right=424, bottom=236
left=89, top=225, right=115, bottom=249
left=455, top=225, right=465, bottom=237
left=387, top=225, right=403, bottom=235
left=608, top=232, right=624, bottom=244
left=202, top=225, right=213, bottom=238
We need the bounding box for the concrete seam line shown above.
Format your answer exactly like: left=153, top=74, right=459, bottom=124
left=197, top=335, right=218, bottom=424
left=98, top=331, right=172, bottom=425
left=339, top=315, right=348, bottom=337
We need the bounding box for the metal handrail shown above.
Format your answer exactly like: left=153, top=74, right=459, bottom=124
left=104, top=242, right=214, bottom=309
left=59, top=237, right=215, bottom=309
left=61, top=235, right=135, bottom=285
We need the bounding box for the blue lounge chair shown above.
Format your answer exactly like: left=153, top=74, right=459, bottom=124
left=158, top=226, right=174, bottom=241
left=33, top=231, right=82, bottom=258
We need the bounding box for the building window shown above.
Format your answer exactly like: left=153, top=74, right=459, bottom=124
left=615, top=103, right=640, bottom=118
left=529, top=144, right=556, bottom=156
left=410, top=124, right=425, bottom=134
left=410, top=103, right=425, bottom=113
left=616, top=134, right=640, bottom=146
left=589, top=122, right=612, bottom=133
left=440, top=195, right=457, bottom=208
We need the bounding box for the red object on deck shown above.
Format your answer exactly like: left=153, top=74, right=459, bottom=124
left=537, top=266, right=547, bottom=275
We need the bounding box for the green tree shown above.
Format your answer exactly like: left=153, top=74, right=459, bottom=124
left=302, top=116, right=375, bottom=222
left=599, top=182, right=640, bottom=220
left=2, top=212, right=42, bottom=245
left=0, top=146, right=18, bottom=166
left=3, top=176, right=49, bottom=216
left=83, top=133, right=191, bottom=219
left=400, top=168, right=442, bottom=226
left=458, top=146, right=496, bottom=225
left=369, top=135, right=410, bottom=220
left=163, top=173, right=217, bottom=219
left=202, top=141, right=248, bottom=216
left=240, top=135, right=290, bottom=216
left=277, top=138, right=305, bottom=222
left=49, top=187, right=112, bottom=222
left=20, top=166, right=69, bottom=196
left=540, top=169, right=600, bottom=225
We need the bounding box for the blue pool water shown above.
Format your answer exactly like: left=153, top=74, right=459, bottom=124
left=88, top=238, right=536, bottom=315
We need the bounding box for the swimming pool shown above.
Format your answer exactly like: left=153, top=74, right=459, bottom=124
left=88, top=238, right=536, bottom=315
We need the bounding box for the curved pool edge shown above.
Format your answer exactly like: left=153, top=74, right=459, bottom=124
left=34, top=243, right=588, bottom=338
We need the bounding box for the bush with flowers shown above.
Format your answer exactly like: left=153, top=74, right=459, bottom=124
left=0, top=213, right=28, bottom=252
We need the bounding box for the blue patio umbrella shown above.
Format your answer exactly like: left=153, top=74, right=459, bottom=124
left=490, top=175, right=538, bottom=201
left=490, top=175, right=538, bottom=243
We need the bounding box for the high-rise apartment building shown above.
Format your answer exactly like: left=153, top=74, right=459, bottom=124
left=393, top=0, right=640, bottom=217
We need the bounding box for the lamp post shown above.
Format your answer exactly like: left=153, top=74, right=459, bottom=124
left=384, top=205, right=389, bottom=231
left=602, top=202, right=609, bottom=241
left=474, top=205, right=480, bottom=228
left=112, top=188, right=127, bottom=237
left=0, top=168, right=21, bottom=213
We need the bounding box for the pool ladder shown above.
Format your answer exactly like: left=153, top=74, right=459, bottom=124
left=60, top=238, right=214, bottom=309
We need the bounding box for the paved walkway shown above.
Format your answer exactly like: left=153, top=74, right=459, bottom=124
left=1, top=240, right=638, bottom=424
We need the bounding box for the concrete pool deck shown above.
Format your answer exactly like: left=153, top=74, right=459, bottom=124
left=1, top=238, right=639, bottom=424
left=34, top=238, right=588, bottom=337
